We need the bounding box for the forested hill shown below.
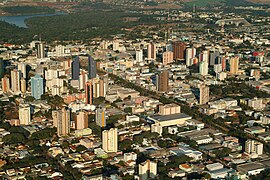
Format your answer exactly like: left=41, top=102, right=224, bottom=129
left=1, top=6, right=55, bottom=15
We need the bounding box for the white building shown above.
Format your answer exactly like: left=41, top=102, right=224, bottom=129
left=102, top=128, right=118, bottom=153
left=245, top=139, right=263, bottom=155
left=199, top=60, right=208, bottom=76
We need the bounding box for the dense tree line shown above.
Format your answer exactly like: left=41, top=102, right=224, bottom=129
left=2, top=6, right=55, bottom=15
left=0, top=10, right=160, bottom=44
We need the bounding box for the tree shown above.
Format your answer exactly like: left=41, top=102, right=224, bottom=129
left=25, top=96, right=35, bottom=102
left=119, top=139, right=133, bottom=152
left=76, top=145, right=87, bottom=152
left=31, top=127, right=56, bottom=140
left=3, top=133, right=26, bottom=145
left=124, top=107, right=132, bottom=114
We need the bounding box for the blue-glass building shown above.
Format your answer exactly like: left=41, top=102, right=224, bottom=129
left=88, top=56, right=97, bottom=79
left=72, top=56, right=80, bottom=80
left=31, top=75, right=44, bottom=99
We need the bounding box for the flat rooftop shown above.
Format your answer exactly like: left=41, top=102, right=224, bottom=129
left=149, top=113, right=191, bottom=122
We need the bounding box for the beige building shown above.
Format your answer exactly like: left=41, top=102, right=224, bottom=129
left=248, top=98, right=265, bottom=110
left=19, top=105, right=31, bottom=125
left=139, top=160, right=157, bottom=180
left=52, top=107, right=71, bottom=136
left=162, top=51, right=174, bottom=65
left=20, top=78, right=26, bottom=94
left=102, top=128, right=118, bottom=153
left=230, top=57, right=239, bottom=75
left=199, top=84, right=209, bottom=105
left=75, top=111, right=88, bottom=130
left=11, top=69, right=21, bottom=93
left=159, top=104, right=181, bottom=115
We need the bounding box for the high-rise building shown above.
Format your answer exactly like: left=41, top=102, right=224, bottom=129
left=31, top=75, right=44, bottom=99
left=75, top=111, right=88, bottom=130
left=214, top=64, right=222, bottom=74
left=11, top=69, right=21, bottom=93
left=36, top=43, right=45, bottom=59
left=147, top=42, right=156, bottom=60
left=156, top=70, right=169, bottom=92
left=0, top=58, right=4, bottom=79
left=2, top=76, right=10, bottom=93
left=245, top=139, right=263, bottom=155
left=88, top=56, right=97, bottom=79
left=162, top=51, right=174, bottom=65
left=136, top=49, right=143, bottom=63
left=199, top=84, right=209, bottom=105
left=18, top=63, right=27, bottom=79
left=113, top=40, right=120, bottom=51
left=20, top=78, right=26, bottom=94
left=172, top=42, right=186, bottom=60
left=209, top=50, right=220, bottom=66
left=79, top=71, right=88, bottom=90
left=96, top=106, right=106, bottom=127
left=72, top=56, right=80, bottom=80
left=99, top=75, right=108, bottom=97
left=19, top=105, right=31, bottom=125
left=139, top=160, right=157, bottom=180
left=199, top=50, right=209, bottom=62
left=52, top=107, right=71, bottom=136
left=199, top=60, right=209, bottom=76
left=230, top=57, right=239, bottom=75
left=55, top=45, right=65, bottom=57
left=186, top=47, right=196, bottom=66
left=85, top=81, right=93, bottom=105
left=102, top=128, right=118, bottom=153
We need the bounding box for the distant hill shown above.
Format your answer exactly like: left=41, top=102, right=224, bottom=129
left=183, top=0, right=270, bottom=7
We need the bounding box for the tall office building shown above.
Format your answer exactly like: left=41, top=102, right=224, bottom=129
left=199, top=84, right=209, bottom=105
left=136, top=49, right=143, bottom=63
left=52, top=107, right=71, bottom=136
left=209, top=50, right=220, bottom=66
left=18, top=63, right=27, bottom=79
left=245, top=139, right=263, bottom=155
left=186, top=47, right=196, bottom=66
left=19, top=105, right=31, bottom=125
left=162, top=51, right=174, bottom=65
left=199, top=60, right=209, bottom=76
left=139, top=160, right=157, bottom=180
left=36, top=43, right=45, bottom=59
left=75, top=111, right=88, bottom=130
left=85, top=81, right=93, bottom=105
left=72, top=56, right=80, bottom=80
left=102, top=128, right=118, bottom=153
left=0, top=58, right=4, bottom=79
left=156, top=70, right=169, bottom=92
left=96, top=106, right=106, bottom=127
left=2, top=76, right=10, bottom=93
left=11, top=69, right=21, bottom=93
left=172, top=41, right=186, bottom=60
left=20, top=78, right=26, bottom=94
left=31, top=75, right=44, bottom=99
left=147, top=42, right=156, bottom=60
left=88, top=56, right=97, bottom=79
left=230, top=57, right=239, bottom=75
